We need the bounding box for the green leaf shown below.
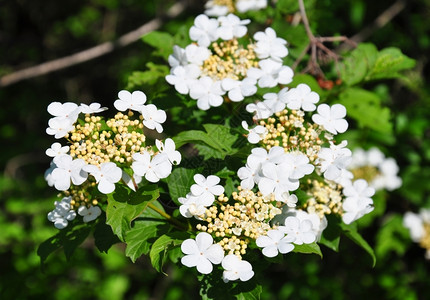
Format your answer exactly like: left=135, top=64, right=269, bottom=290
left=141, top=31, right=174, bottom=59
left=149, top=231, right=189, bottom=274
left=293, top=242, right=323, bottom=258
left=235, top=284, right=263, bottom=300
left=341, top=43, right=378, bottom=86
left=124, top=201, right=170, bottom=262
left=126, top=62, right=169, bottom=90
left=172, top=124, right=241, bottom=159
left=106, top=184, right=160, bottom=241
left=94, top=214, right=120, bottom=253
left=339, top=87, right=392, bottom=134
left=37, top=223, right=91, bottom=265
left=375, top=214, right=410, bottom=259
left=366, top=47, right=416, bottom=81
left=166, top=167, right=198, bottom=205
left=319, top=215, right=341, bottom=252
left=340, top=222, right=376, bottom=267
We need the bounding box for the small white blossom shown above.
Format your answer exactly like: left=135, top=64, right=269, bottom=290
left=317, top=141, right=352, bottom=181
left=47, top=196, right=76, bottom=229
left=258, top=162, right=299, bottom=200
left=246, top=101, right=273, bottom=120
left=262, top=88, right=289, bottom=114
left=204, top=1, right=229, bottom=16
left=247, top=59, right=293, bottom=88
left=78, top=205, right=102, bottom=223
left=189, top=14, right=219, bottom=47
left=51, top=155, right=88, bottom=191
left=189, top=76, right=225, bottom=110
left=184, top=44, right=211, bottom=66
left=166, top=65, right=201, bottom=95
left=236, top=0, right=268, bottom=13
left=222, top=255, right=254, bottom=282
left=403, top=210, right=430, bottom=242
left=156, top=138, right=181, bottom=165
left=312, top=103, right=348, bottom=135
left=140, top=104, right=167, bottom=133
left=190, top=174, right=224, bottom=204
left=281, top=216, right=316, bottom=245
left=179, top=193, right=208, bottom=218
left=217, top=14, right=250, bottom=40
left=114, top=90, right=147, bottom=112
left=253, top=27, right=288, bottom=62
left=256, top=229, right=295, bottom=257
left=83, top=162, right=122, bottom=194
left=283, top=152, right=314, bottom=180
left=46, top=142, right=69, bottom=158
left=222, top=77, right=257, bottom=102
left=168, top=45, right=187, bottom=68
left=242, top=121, right=267, bottom=144
left=46, top=117, right=75, bottom=139
left=80, top=102, right=108, bottom=114
left=285, top=83, right=319, bottom=112
left=181, top=232, right=224, bottom=274
left=132, top=152, right=172, bottom=183
left=280, top=192, right=298, bottom=208
left=47, top=102, right=81, bottom=123
left=342, top=179, right=374, bottom=224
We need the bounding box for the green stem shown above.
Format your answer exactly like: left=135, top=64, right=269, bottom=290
left=147, top=202, right=189, bottom=231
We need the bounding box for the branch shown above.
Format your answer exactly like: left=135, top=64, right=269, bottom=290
left=0, top=1, right=187, bottom=88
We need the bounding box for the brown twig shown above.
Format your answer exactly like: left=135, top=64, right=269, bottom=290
left=0, top=1, right=187, bottom=88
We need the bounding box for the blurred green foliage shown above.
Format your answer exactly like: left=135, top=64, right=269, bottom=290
left=1, top=0, right=430, bottom=299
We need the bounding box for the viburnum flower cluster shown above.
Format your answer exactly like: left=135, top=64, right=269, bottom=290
left=348, top=147, right=402, bottom=191
left=44, top=90, right=181, bottom=229
left=204, top=0, right=267, bottom=16
left=242, top=84, right=375, bottom=226
left=403, top=209, right=430, bottom=259
left=166, top=13, right=293, bottom=110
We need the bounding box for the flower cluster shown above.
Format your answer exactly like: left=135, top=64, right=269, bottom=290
left=204, top=0, right=267, bottom=16
left=348, top=147, right=402, bottom=191
left=166, top=14, right=292, bottom=110
left=241, top=82, right=375, bottom=226
left=44, top=90, right=181, bottom=229
left=403, top=209, right=430, bottom=259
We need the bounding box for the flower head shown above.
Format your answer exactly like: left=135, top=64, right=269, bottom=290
left=312, top=103, right=348, bottom=135
left=222, top=255, right=254, bottom=282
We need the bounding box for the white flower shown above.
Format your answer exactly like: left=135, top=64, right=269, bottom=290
left=222, top=77, right=257, bottom=102
left=44, top=161, right=57, bottom=187
left=190, top=174, right=224, bottom=204
left=246, top=101, right=273, bottom=120
left=237, top=157, right=261, bottom=190
left=181, top=232, right=224, bottom=274
left=342, top=179, right=374, bottom=224
left=156, top=138, right=181, bottom=165
left=46, top=117, right=75, bottom=139
left=121, top=171, right=142, bottom=192
left=83, top=162, right=122, bottom=194
left=285, top=83, right=319, bottom=112
left=280, top=192, right=298, bottom=208
left=317, top=141, right=352, bottom=181
left=189, top=14, right=219, bottom=47
left=165, top=65, right=201, bottom=95
left=258, top=162, right=299, bottom=199
left=80, top=102, right=108, bottom=114
left=247, top=59, right=293, bottom=88
left=189, top=76, right=225, bottom=110
left=179, top=193, right=208, bottom=218
left=256, top=229, right=295, bottom=257
left=47, top=196, right=76, bottom=229
left=236, top=0, right=268, bottom=13
left=184, top=44, right=211, bottom=66
left=114, top=90, right=147, bottom=112
left=242, top=121, right=267, bottom=144
left=222, top=255, right=254, bottom=282
left=46, top=142, right=69, bottom=158
left=51, top=155, right=87, bottom=191
left=204, top=1, right=229, bottom=17
left=312, top=103, right=348, bottom=135
left=253, top=27, right=288, bottom=62
left=403, top=211, right=428, bottom=242
left=168, top=45, right=187, bottom=68
left=283, top=152, right=314, bottom=180
left=262, top=88, right=289, bottom=114
left=132, top=152, right=172, bottom=183
left=78, top=205, right=102, bottom=223
left=281, top=216, right=316, bottom=245
left=47, top=102, right=81, bottom=123
left=217, top=14, right=250, bottom=40
left=140, top=104, right=167, bottom=133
